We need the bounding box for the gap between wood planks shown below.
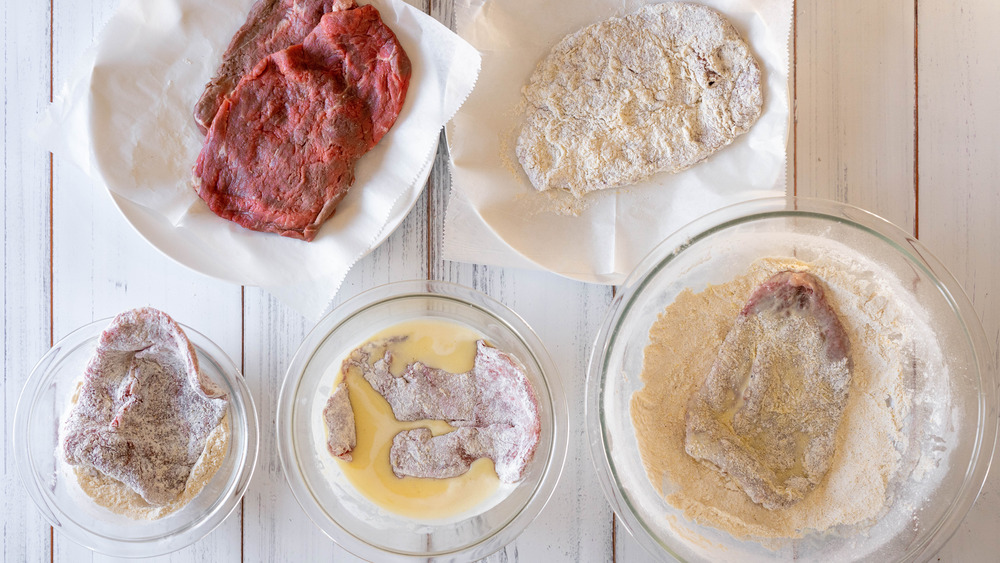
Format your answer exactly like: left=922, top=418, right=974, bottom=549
left=913, top=0, right=920, bottom=239
left=48, top=0, right=55, bottom=559
left=610, top=0, right=928, bottom=558
left=792, top=0, right=797, bottom=198
left=792, top=1, right=920, bottom=239
left=240, top=286, right=245, bottom=562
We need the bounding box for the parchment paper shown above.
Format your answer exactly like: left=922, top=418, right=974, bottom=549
left=444, top=0, right=792, bottom=284
left=38, top=0, right=481, bottom=318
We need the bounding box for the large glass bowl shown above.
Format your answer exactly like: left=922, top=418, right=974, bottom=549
left=278, top=280, right=568, bottom=561
left=13, top=317, right=258, bottom=557
left=587, top=197, right=997, bottom=561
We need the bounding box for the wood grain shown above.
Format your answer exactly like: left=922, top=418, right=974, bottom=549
left=425, top=0, right=617, bottom=554
left=794, top=0, right=916, bottom=229
left=4, top=0, right=1000, bottom=561
left=241, top=150, right=429, bottom=563
left=48, top=0, right=245, bottom=560
left=917, top=0, right=1000, bottom=558
left=1, top=0, right=54, bottom=560
left=614, top=1, right=919, bottom=560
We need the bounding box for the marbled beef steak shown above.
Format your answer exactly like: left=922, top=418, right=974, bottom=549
left=193, top=4, right=411, bottom=241
left=194, top=0, right=357, bottom=134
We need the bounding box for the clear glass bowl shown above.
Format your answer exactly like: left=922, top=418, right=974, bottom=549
left=587, top=197, right=997, bottom=561
left=278, top=280, right=568, bottom=561
left=13, top=318, right=259, bottom=557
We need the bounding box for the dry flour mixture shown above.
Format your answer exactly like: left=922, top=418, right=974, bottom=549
left=632, top=256, right=948, bottom=543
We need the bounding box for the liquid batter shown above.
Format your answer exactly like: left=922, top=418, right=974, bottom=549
left=329, top=319, right=501, bottom=519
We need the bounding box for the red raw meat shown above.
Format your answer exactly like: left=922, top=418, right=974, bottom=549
left=193, top=4, right=411, bottom=241
left=193, top=0, right=357, bottom=134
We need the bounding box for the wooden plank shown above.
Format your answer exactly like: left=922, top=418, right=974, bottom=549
left=916, top=0, right=1000, bottom=559
left=47, top=0, right=244, bottom=561
left=240, top=289, right=329, bottom=562
left=794, top=0, right=916, bottom=230
left=48, top=173, right=245, bottom=563
left=1, top=0, right=55, bottom=560
left=437, top=267, right=616, bottom=562
left=426, top=1, right=617, bottom=554
left=241, top=0, right=431, bottom=558
left=241, top=186, right=428, bottom=563
left=615, top=1, right=917, bottom=559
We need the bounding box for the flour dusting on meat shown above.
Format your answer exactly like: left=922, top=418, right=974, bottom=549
left=684, top=271, right=852, bottom=509
left=60, top=308, right=228, bottom=506
left=323, top=382, right=356, bottom=461
left=332, top=338, right=541, bottom=483
left=517, top=3, right=762, bottom=198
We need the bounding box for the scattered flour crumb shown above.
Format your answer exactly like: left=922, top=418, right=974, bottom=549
left=631, top=256, right=930, bottom=544
left=73, top=414, right=230, bottom=520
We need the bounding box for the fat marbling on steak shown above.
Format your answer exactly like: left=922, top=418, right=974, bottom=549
left=684, top=271, right=852, bottom=509
left=193, top=0, right=357, bottom=134
left=192, top=4, right=411, bottom=241
left=60, top=308, right=228, bottom=506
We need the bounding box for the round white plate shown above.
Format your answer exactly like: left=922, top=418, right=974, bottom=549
left=109, top=146, right=434, bottom=284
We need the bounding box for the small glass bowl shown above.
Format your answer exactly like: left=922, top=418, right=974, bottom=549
left=278, top=280, right=568, bottom=561
left=587, top=197, right=997, bottom=561
left=13, top=318, right=259, bottom=557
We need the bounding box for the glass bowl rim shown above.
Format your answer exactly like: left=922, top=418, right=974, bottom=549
left=585, top=195, right=999, bottom=561
left=13, top=316, right=260, bottom=558
left=277, top=279, right=569, bottom=561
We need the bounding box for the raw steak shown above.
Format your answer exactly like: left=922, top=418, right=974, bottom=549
left=60, top=308, right=228, bottom=506
left=684, top=271, right=852, bottom=509
left=322, top=382, right=356, bottom=461
left=342, top=338, right=541, bottom=483
left=193, top=0, right=357, bottom=134
left=192, top=5, right=411, bottom=241
left=302, top=5, right=411, bottom=145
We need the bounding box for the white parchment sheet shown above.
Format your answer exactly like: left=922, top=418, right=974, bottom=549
left=38, top=0, right=481, bottom=318
left=444, top=0, right=793, bottom=284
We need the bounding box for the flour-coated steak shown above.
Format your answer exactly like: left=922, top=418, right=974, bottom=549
left=517, top=2, right=762, bottom=198
left=684, top=271, right=852, bottom=509
left=60, top=308, right=228, bottom=506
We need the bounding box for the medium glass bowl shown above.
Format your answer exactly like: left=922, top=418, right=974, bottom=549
left=278, top=280, right=568, bottom=561
left=587, top=197, right=997, bottom=561
left=13, top=318, right=259, bottom=557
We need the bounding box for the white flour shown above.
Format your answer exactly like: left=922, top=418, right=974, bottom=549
left=631, top=255, right=951, bottom=547
left=70, top=414, right=230, bottom=520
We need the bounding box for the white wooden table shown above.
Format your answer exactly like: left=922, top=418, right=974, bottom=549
left=3, top=1, right=999, bottom=561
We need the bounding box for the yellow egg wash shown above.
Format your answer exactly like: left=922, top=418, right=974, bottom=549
left=333, top=319, right=501, bottom=519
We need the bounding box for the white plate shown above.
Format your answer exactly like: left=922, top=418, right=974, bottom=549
left=109, top=146, right=434, bottom=284
left=40, top=0, right=475, bottom=313
left=445, top=0, right=790, bottom=283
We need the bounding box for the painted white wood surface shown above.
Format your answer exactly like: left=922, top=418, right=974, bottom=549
left=917, top=1, right=1000, bottom=559
left=3, top=1, right=998, bottom=562
left=2, top=0, right=53, bottom=561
